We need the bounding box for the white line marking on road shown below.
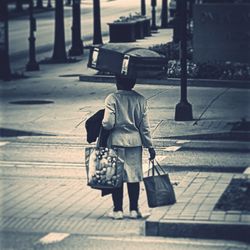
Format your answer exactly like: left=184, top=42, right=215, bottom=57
left=37, top=232, right=70, bottom=245
left=176, top=140, right=191, bottom=144
left=243, top=167, right=250, bottom=174
left=0, top=141, right=9, bottom=147
left=163, top=146, right=181, bottom=152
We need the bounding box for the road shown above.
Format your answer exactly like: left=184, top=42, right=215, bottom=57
left=1, top=231, right=249, bottom=250
left=8, top=0, right=159, bottom=72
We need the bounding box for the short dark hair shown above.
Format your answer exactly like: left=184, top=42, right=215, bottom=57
left=115, top=75, right=136, bottom=90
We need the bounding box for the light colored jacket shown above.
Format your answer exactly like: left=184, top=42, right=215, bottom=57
left=102, top=90, right=153, bottom=148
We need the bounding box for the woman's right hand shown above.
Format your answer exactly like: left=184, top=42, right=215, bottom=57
left=148, top=147, right=156, bottom=161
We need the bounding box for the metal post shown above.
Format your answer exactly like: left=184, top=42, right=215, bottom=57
left=65, top=0, right=72, bottom=6
left=16, top=1, right=23, bottom=12
left=69, top=0, right=83, bottom=56
left=26, top=0, right=39, bottom=71
left=173, top=0, right=181, bottom=43
left=141, top=0, right=146, bottom=16
left=52, top=0, right=67, bottom=62
left=151, top=0, right=158, bottom=31
left=175, top=0, right=193, bottom=121
left=47, top=0, right=52, bottom=8
left=93, top=0, right=103, bottom=45
left=36, top=0, right=43, bottom=8
left=161, top=0, right=168, bottom=28
left=0, top=0, right=11, bottom=81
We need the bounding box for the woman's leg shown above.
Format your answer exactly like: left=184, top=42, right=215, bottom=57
left=112, top=184, right=124, bottom=211
left=127, top=182, right=140, bottom=211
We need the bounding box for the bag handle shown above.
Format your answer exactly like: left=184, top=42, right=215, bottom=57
left=96, top=126, right=103, bottom=147
left=147, top=159, right=166, bottom=176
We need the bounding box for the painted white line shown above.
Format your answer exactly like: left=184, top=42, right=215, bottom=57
left=37, top=232, right=70, bottom=245
left=243, top=167, right=250, bottom=174
left=0, top=141, right=9, bottom=147
left=176, top=140, right=191, bottom=144
left=163, top=146, right=181, bottom=152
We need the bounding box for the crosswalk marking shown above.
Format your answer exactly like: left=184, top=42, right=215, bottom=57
left=243, top=167, right=250, bottom=174
left=176, top=140, right=191, bottom=144
left=0, top=141, right=9, bottom=147
left=163, top=146, right=181, bottom=152
left=37, top=232, right=70, bottom=245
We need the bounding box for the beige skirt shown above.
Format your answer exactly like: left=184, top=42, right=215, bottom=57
left=120, top=146, right=143, bottom=183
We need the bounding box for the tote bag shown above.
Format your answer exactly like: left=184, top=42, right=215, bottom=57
left=143, top=160, right=176, bottom=208
left=85, top=146, right=124, bottom=189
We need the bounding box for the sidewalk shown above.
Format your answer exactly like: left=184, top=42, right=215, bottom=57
left=1, top=27, right=250, bottom=245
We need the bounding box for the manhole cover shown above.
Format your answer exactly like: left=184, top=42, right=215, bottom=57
left=9, top=100, right=54, bottom=105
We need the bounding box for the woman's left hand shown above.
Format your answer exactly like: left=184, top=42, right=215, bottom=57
left=148, top=147, right=156, bottom=161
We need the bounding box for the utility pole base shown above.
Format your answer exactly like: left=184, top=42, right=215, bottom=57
left=69, top=45, right=83, bottom=56
left=175, top=101, right=193, bottom=121
left=26, top=61, right=39, bottom=71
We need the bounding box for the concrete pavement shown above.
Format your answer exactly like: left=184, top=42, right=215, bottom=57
left=1, top=27, right=250, bottom=247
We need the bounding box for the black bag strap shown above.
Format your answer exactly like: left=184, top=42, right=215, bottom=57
left=147, top=159, right=167, bottom=176
left=96, top=126, right=103, bottom=147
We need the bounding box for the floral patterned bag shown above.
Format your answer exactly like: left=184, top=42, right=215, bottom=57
left=85, top=147, right=124, bottom=189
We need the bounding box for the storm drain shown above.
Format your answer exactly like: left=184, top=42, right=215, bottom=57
left=9, top=100, right=54, bottom=105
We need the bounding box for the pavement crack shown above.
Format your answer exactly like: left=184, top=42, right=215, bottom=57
left=146, top=89, right=168, bottom=101
left=152, top=120, right=164, bottom=136
left=193, top=88, right=231, bottom=125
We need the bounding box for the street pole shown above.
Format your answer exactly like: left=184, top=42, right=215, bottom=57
left=93, top=0, right=103, bottom=45
left=65, top=0, right=72, bottom=6
left=151, top=0, right=158, bottom=31
left=141, top=0, right=146, bottom=16
left=69, top=0, right=83, bottom=56
left=174, top=0, right=193, bottom=121
left=36, top=0, right=43, bottom=8
left=173, top=0, right=181, bottom=43
left=16, top=1, right=23, bottom=12
left=0, top=0, right=11, bottom=81
left=26, top=0, right=39, bottom=71
left=161, top=0, right=168, bottom=28
left=47, top=0, right=52, bottom=8
left=52, top=0, right=67, bottom=62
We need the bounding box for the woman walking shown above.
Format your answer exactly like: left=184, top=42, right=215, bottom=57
left=102, top=75, right=156, bottom=220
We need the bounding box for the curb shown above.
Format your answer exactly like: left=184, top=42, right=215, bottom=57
left=145, top=219, right=250, bottom=243
left=79, top=74, right=250, bottom=89
left=158, top=164, right=246, bottom=173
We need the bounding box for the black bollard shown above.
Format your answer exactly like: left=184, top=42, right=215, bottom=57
left=141, top=0, right=146, bottom=16
left=151, top=0, right=158, bottom=31
left=47, top=0, right=52, bottom=8
left=93, top=0, right=103, bottom=45
left=65, top=0, right=72, bottom=6
left=161, top=0, right=168, bottom=28
left=52, top=0, right=67, bottom=62
left=174, top=0, right=193, bottom=121
left=69, top=0, right=83, bottom=56
left=36, top=0, right=43, bottom=8
left=26, top=0, right=39, bottom=71
left=0, top=0, right=11, bottom=81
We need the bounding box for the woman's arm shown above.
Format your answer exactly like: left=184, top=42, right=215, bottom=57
left=139, top=99, right=153, bottom=148
left=102, top=95, right=115, bottom=130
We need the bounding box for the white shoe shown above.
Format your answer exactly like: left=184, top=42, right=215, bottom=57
left=129, top=210, right=142, bottom=219
left=109, top=211, right=123, bottom=220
